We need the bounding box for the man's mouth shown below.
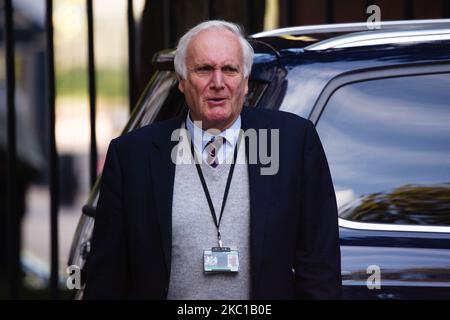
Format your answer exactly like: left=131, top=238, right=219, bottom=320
left=206, top=97, right=228, bottom=105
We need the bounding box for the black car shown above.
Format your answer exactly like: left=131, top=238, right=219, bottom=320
left=69, top=19, right=450, bottom=299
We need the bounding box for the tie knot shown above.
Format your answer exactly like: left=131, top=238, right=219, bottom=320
left=205, top=136, right=225, bottom=167
left=208, top=136, right=224, bottom=148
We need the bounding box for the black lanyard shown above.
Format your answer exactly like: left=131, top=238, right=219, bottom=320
left=187, top=128, right=241, bottom=247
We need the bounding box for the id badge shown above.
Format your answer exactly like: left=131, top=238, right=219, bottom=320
left=203, top=247, right=239, bottom=273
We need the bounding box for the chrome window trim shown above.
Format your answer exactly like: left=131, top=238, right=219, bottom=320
left=250, top=19, right=450, bottom=38
left=339, top=217, right=450, bottom=233
left=342, top=281, right=450, bottom=288
left=306, top=29, right=450, bottom=50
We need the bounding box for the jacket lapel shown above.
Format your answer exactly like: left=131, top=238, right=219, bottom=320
left=148, top=114, right=185, bottom=276
left=240, top=107, right=271, bottom=292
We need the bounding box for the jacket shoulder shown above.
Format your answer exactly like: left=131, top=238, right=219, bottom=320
left=111, top=116, right=181, bottom=148
left=111, top=118, right=181, bottom=153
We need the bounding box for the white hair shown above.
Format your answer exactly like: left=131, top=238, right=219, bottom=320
left=174, top=20, right=254, bottom=79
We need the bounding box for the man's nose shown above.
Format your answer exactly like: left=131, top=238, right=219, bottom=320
left=210, top=69, right=225, bottom=89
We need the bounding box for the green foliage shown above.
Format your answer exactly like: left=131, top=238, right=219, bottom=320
left=56, top=68, right=127, bottom=99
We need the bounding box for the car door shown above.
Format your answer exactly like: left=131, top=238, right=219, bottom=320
left=312, top=65, right=450, bottom=299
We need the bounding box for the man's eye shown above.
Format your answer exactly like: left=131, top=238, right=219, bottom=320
left=222, top=66, right=239, bottom=74
left=195, top=66, right=213, bottom=74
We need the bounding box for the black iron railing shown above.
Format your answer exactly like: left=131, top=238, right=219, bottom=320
left=2, top=0, right=138, bottom=300
left=45, top=0, right=59, bottom=300
left=86, top=0, right=97, bottom=190
left=128, top=0, right=137, bottom=112
left=4, top=0, right=19, bottom=300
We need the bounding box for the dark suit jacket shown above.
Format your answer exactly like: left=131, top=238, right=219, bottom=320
left=83, top=107, right=342, bottom=299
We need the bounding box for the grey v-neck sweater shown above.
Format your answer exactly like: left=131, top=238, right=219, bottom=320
left=167, top=137, right=251, bottom=300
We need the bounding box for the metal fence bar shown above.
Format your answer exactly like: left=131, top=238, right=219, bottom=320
left=279, top=0, right=293, bottom=27
left=45, top=0, right=60, bottom=300
left=445, top=0, right=450, bottom=18
left=405, top=0, right=414, bottom=20
left=127, top=0, right=137, bottom=112
left=245, top=0, right=253, bottom=33
left=4, top=0, right=20, bottom=300
left=87, top=0, right=97, bottom=188
left=204, top=0, right=214, bottom=19
left=163, top=0, right=172, bottom=48
left=326, top=0, right=334, bottom=24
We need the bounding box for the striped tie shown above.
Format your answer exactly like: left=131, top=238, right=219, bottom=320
left=204, top=136, right=224, bottom=168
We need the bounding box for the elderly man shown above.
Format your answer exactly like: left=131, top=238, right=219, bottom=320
left=84, top=20, right=341, bottom=300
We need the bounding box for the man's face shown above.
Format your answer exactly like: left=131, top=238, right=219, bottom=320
left=178, top=28, right=249, bottom=131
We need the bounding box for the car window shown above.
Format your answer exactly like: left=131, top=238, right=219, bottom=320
left=280, top=65, right=333, bottom=118
left=246, top=79, right=269, bottom=108
left=135, top=71, right=181, bottom=127
left=316, top=72, right=450, bottom=226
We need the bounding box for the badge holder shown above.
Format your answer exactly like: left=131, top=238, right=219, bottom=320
left=204, top=246, right=239, bottom=273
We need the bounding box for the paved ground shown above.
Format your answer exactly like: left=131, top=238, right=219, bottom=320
left=22, top=184, right=87, bottom=281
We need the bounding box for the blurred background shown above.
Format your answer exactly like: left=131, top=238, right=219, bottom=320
left=0, top=0, right=449, bottom=299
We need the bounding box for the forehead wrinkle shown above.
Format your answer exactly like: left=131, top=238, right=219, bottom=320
left=193, top=60, right=240, bottom=68
left=186, top=29, right=243, bottom=68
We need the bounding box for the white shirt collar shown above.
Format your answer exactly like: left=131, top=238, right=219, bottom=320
left=185, top=111, right=241, bottom=155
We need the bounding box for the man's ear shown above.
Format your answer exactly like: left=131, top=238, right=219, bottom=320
left=244, top=78, right=249, bottom=95
left=178, top=77, right=185, bottom=93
